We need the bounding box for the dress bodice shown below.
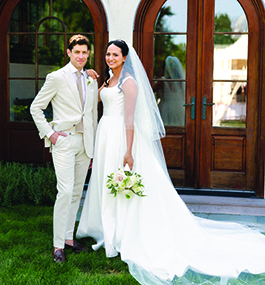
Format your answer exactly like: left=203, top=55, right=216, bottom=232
left=100, top=85, right=124, bottom=117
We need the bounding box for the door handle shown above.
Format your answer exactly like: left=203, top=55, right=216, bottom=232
left=202, top=96, right=215, bottom=120
left=183, top=96, right=195, bottom=120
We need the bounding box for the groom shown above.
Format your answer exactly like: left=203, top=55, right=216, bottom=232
left=30, top=35, right=98, bottom=263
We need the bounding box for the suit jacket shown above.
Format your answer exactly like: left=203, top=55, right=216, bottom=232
left=30, top=62, right=98, bottom=158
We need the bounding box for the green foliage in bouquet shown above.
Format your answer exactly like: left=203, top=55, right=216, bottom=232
left=106, top=169, right=146, bottom=199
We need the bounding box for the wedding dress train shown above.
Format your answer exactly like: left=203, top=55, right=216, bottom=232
left=77, top=80, right=265, bottom=284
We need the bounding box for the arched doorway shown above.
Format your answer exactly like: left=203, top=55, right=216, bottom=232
left=0, top=0, right=107, bottom=164
left=134, top=0, right=265, bottom=196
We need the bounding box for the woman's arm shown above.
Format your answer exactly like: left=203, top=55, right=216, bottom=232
left=98, top=83, right=105, bottom=102
left=122, top=78, right=138, bottom=170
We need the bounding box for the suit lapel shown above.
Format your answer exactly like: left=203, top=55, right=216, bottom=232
left=62, top=64, right=82, bottom=110
left=84, top=74, right=94, bottom=110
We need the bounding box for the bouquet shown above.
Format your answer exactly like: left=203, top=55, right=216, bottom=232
left=106, top=169, right=146, bottom=199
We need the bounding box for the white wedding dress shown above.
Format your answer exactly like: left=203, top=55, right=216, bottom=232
left=76, top=80, right=265, bottom=284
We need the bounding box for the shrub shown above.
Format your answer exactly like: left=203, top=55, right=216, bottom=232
left=0, top=161, right=57, bottom=207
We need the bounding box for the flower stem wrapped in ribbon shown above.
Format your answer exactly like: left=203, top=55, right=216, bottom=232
left=106, top=169, right=146, bottom=199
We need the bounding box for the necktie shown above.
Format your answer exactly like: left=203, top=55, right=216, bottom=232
left=76, top=71, right=84, bottom=133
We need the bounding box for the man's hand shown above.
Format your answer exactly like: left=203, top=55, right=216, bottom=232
left=50, top=131, right=67, bottom=145
left=86, top=69, right=99, bottom=80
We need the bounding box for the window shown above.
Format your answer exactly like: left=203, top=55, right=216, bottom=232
left=8, top=0, right=95, bottom=122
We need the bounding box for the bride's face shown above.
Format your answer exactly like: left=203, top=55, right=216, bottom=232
left=105, top=44, right=126, bottom=71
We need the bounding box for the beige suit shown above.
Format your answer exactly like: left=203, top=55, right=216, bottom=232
left=30, top=62, right=98, bottom=248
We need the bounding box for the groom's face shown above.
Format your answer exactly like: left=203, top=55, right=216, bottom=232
left=67, top=44, right=89, bottom=71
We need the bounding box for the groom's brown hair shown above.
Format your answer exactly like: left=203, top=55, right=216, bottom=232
left=68, top=34, right=90, bottom=51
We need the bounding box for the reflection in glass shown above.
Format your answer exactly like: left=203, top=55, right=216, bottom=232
left=215, top=0, right=248, bottom=33
left=8, top=0, right=95, bottom=122
left=212, top=81, right=247, bottom=127
left=10, top=80, right=35, bottom=122
left=213, top=0, right=248, bottom=128
left=154, top=0, right=187, bottom=126
left=154, top=56, right=186, bottom=126
left=155, top=0, right=187, bottom=33
left=10, top=34, right=35, bottom=64
left=38, top=18, right=64, bottom=33
left=155, top=78, right=186, bottom=126
left=214, top=35, right=248, bottom=81
left=53, top=0, right=94, bottom=32
left=8, top=0, right=49, bottom=33
left=154, top=35, right=186, bottom=79
left=38, top=34, right=65, bottom=75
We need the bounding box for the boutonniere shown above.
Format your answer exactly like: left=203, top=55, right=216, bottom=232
left=85, top=70, right=94, bottom=86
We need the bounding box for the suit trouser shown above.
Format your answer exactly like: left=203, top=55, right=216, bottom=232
left=52, top=128, right=90, bottom=248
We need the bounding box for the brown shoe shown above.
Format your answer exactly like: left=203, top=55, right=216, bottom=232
left=65, top=240, right=88, bottom=253
left=53, top=248, right=65, bottom=263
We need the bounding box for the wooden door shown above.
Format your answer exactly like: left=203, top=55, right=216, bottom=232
left=0, top=0, right=107, bottom=165
left=135, top=0, right=265, bottom=196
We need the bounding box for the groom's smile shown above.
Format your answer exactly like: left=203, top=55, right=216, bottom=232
left=67, top=44, right=89, bottom=71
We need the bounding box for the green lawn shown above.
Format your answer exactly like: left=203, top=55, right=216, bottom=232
left=0, top=205, right=138, bottom=285
left=1, top=205, right=265, bottom=285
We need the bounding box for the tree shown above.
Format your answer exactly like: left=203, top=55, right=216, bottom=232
left=214, top=13, right=235, bottom=45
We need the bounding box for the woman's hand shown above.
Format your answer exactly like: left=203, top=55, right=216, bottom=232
left=123, top=152, right=134, bottom=170
left=86, top=69, right=99, bottom=80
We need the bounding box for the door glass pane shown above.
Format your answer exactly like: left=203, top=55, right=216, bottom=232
left=8, top=0, right=95, bottom=122
left=155, top=0, right=187, bottom=33
left=9, top=0, right=49, bottom=32
left=10, top=80, right=35, bottom=122
left=38, top=34, right=65, bottom=76
left=154, top=35, right=186, bottom=79
left=154, top=0, right=187, bottom=127
left=213, top=0, right=248, bottom=128
left=215, top=0, right=248, bottom=33
left=214, top=35, right=248, bottom=81
left=212, top=81, right=247, bottom=127
left=53, top=0, right=94, bottom=32
left=154, top=80, right=186, bottom=126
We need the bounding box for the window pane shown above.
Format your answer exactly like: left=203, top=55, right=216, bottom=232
left=214, top=35, right=248, bottom=81
left=215, top=0, right=248, bottom=33
left=155, top=0, right=187, bottom=33
left=38, top=34, right=65, bottom=74
left=9, top=0, right=49, bottom=32
left=38, top=18, right=65, bottom=33
left=212, top=81, right=247, bottom=127
left=38, top=80, right=53, bottom=121
left=154, top=80, right=186, bottom=126
left=10, top=80, right=35, bottom=122
left=154, top=35, right=186, bottom=79
left=10, top=34, right=35, bottom=64
left=53, top=0, right=94, bottom=32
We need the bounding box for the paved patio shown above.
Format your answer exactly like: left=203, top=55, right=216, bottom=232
left=77, top=188, right=265, bottom=229
left=181, top=194, right=265, bottom=226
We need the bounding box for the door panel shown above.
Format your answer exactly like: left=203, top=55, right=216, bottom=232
left=137, top=0, right=262, bottom=195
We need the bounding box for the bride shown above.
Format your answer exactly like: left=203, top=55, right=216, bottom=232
left=76, top=40, right=265, bottom=284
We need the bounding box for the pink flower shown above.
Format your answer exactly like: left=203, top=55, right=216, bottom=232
left=113, top=170, right=126, bottom=184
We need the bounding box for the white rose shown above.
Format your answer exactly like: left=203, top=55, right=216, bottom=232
left=126, top=175, right=138, bottom=188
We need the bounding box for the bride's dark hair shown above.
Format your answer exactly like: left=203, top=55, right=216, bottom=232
left=104, top=40, right=130, bottom=92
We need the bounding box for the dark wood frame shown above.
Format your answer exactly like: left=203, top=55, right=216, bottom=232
left=134, top=0, right=265, bottom=196
left=0, top=0, right=108, bottom=164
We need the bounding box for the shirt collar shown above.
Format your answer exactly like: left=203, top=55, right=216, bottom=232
left=69, top=62, right=85, bottom=75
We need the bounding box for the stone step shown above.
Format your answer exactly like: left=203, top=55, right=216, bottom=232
left=77, top=188, right=265, bottom=226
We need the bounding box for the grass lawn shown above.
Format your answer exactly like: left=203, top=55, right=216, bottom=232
left=0, top=205, right=138, bottom=285
left=1, top=205, right=265, bottom=285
